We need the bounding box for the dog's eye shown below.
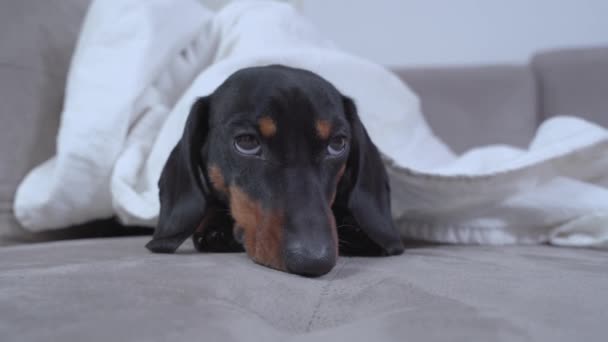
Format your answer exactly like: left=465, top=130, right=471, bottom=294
left=327, top=136, right=347, bottom=156
left=234, top=134, right=261, bottom=155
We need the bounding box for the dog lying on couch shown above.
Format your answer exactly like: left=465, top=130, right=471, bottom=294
left=146, top=65, right=404, bottom=276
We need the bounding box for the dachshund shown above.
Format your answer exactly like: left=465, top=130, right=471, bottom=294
left=145, top=65, right=404, bottom=277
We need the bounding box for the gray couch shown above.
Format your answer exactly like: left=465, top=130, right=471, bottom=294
left=1, top=1, right=607, bottom=341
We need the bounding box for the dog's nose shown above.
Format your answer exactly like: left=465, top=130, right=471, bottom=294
left=285, top=243, right=336, bottom=277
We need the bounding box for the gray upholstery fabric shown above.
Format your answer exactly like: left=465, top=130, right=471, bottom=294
left=533, top=46, right=608, bottom=128
left=1, top=236, right=606, bottom=341
left=0, top=0, right=91, bottom=239
left=393, top=65, right=538, bottom=154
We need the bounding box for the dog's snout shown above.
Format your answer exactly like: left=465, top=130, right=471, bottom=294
left=285, top=242, right=336, bottom=277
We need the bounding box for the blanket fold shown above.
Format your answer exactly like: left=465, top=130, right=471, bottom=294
left=14, top=0, right=608, bottom=247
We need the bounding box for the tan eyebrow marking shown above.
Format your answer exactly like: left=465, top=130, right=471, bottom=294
left=316, top=119, right=332, bottom=140
left=258, top=116, right=277, bottom=137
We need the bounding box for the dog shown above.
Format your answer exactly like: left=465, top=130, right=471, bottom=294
left=145, top=65, right=404, bottom=277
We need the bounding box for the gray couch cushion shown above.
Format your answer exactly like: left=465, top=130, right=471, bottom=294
left=532, top=46, right=608, bottom=128
left=0, top=0, right=91, bottom=238
left=1, top=236, right=606, bottom=341
left=393, top=65, right=538, bottom=154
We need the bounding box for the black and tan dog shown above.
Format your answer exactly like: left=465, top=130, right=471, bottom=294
left=146, top=65, right=404, bottom=277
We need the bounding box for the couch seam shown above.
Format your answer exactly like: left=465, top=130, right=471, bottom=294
left=529, top=58, right=546, bottom=126
left=305, top=258, right=349, bottom=332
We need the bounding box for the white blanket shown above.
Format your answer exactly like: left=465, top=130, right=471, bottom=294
left=14, top=0, right=608, bottom=247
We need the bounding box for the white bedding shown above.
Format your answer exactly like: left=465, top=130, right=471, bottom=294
left=14, top=0, right=608, bottom=247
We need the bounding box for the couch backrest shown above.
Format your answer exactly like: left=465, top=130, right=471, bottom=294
left=392, top=65, right=539, bottom=154
left=532, top=46, right=608, bottom=128
left=0, top=0, right=92, bottom=240
left=0, top=0, right=91, bottom=206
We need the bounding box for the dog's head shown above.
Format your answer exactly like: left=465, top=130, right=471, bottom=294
left=146, top=65, right=403, bottom=276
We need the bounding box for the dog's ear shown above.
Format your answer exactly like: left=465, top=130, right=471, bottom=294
left=146, top=97, right=211, bottom=253
left=333, top=96, right=404, bottom=256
